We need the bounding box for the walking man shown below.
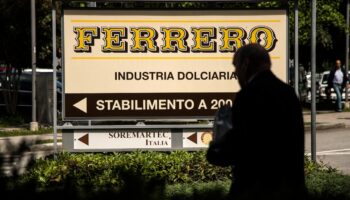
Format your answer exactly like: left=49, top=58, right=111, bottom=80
left=207, top=44, right=306, bottom=200
left=327, top=59, right=348, bottom=112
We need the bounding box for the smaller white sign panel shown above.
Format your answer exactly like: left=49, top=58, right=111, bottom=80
left=74, top=130, right=172, bottom=150
left=183, top=130, right=213, bottom=148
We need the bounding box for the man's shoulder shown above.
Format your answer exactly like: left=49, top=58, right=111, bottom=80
left=241, top=72, right=295, bottom=98
left=252, top=71, right=292, bottom=90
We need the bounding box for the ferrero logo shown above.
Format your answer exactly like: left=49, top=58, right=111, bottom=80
left=73, top=26, right=277, bottom=53
left=201, top=132, right=213, bottom=145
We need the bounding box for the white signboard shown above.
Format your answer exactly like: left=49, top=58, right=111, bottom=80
left=63, top=9, right=287, bottom=119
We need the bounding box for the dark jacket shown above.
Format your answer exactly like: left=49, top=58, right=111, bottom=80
left=327, top=67, right=348, bottom=89
left=207, top=70, right=306, bottom=200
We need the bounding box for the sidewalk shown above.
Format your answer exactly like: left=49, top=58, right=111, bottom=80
left=303, top=111, right=350, bottom=131
left=1, top=112, right=349, bottom=137
left=0, top=133, right=62, bottom=153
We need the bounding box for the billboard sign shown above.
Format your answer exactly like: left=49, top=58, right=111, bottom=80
left=63, top=10, right=287, bottom=120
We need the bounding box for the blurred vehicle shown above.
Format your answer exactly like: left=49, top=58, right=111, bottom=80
left=22, top=68, right=62, bottom=94
left=1, top=68, right=62, bottom=123
left=303, top=72, right=321, bottom=103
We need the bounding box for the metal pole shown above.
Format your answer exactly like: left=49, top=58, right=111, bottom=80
left=30, top=0, right=38, bottom=131
left=345, top=0, right=349, bottom=106
left=294, top=0, right=299, bottom=97
left=311, top=0, right=317, bottom=162
left=52, top=0, right=58, bottom=159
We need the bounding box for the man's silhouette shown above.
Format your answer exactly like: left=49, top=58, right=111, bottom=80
left=207, top=44, right=306, bottom=200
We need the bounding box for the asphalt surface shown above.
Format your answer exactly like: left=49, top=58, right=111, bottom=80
left=305, top=128, right=350, bottom=175
left=303, top=111, right=350, bottom=174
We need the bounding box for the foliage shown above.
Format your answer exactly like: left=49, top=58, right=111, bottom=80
left=0, top=1, right=31, bottom=69
left=36, top=0, right=55, bottom=68
left=304, top=155, right=339, bottom=175
left=307, top=170, right=350, bottom=200
left=288, top=0, right=347, bottom=72
left=197, top=0, right=347, bottom=72
left=289, top=0, right=346, bottom=49
left=20, top=151, right=230, bottom=189
left=0, top=151, right=349, bottom=200
left=19, top=153, right=349, bottom=190
left=0, top=0, right=55, bottom=68
left=0, top=115, right=25, bottom=127
left=304, top=156, right=350, bottom=199
left=164, top=181, right=230, bottom=200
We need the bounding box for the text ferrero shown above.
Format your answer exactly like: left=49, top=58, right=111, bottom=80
left=73, top=26, right=277, bottom=53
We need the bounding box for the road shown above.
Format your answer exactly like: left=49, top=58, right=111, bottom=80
left=305, top=128, right=350, bottom=175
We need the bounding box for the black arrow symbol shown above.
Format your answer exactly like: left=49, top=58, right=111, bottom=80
left=78, top=133, right=89, bottom=145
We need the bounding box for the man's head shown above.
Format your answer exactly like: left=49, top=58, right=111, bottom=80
left=233, top=43, right=271, bottom=88
left=335, top=59, right=341, bottom=69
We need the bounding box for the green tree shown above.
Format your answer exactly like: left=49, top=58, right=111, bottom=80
left=289, top=0, right=347, bottom=71
left=0, top=0, right=31, bottom=115
left=290, top=0, right=346, bottom=48
left=230, top=0, right=347, bottom=72
left=36, top=0, right=55, bottom=68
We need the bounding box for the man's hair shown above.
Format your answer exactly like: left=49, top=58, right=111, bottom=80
left=233, top=43, right=271, bottom=79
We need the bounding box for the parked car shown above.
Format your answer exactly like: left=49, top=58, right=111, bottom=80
left=307, top=71, right=350, bottom=103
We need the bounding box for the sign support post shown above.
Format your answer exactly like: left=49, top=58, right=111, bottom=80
left=311, top=0, right=317, bottom=162
left=294, top=0, right=299, bottom=97
left=345, top=0, right=349, bottom=109
left=52, top=0, right=58, bottom=158
left=31, top=0, right=39, bottom=131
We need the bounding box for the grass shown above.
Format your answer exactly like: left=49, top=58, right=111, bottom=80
left=304, top=122, right=321, bottom=126
left=0, top=127, right=53, bottom=137
left=0, top=115, right=25, bottom=127
left=34, top=139, right=62, bottom=145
